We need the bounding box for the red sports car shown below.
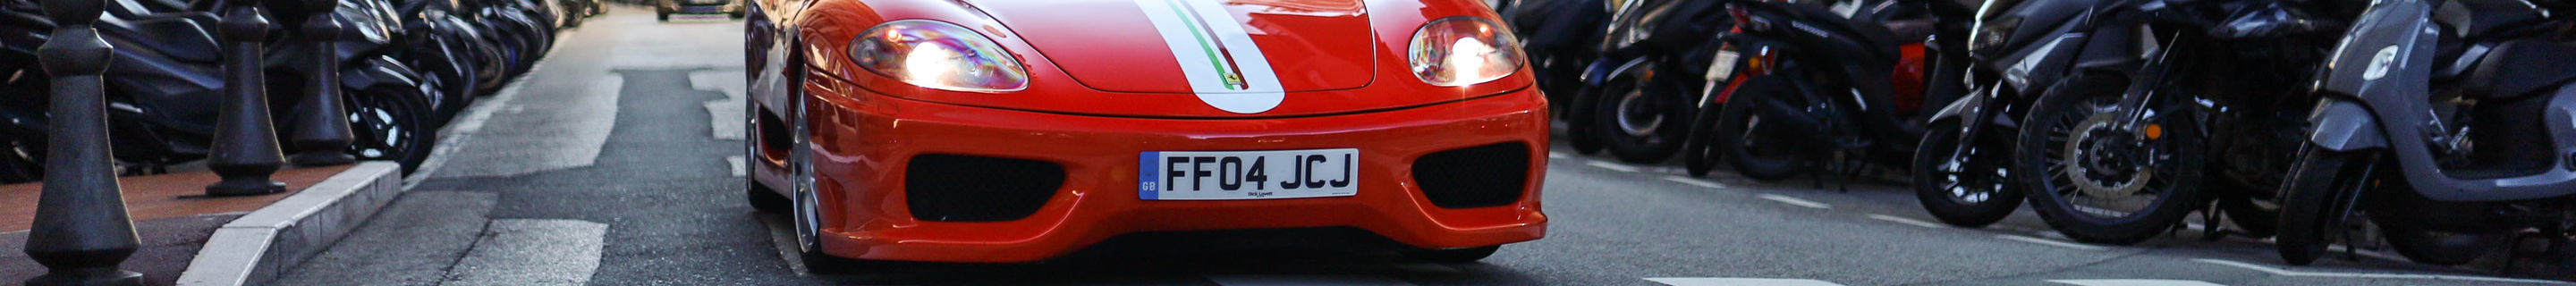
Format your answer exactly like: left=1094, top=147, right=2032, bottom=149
left=740, top=0, right=1548, bottom=267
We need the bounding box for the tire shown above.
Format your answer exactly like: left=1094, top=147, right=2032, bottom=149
left=1592, top=74, right=1689, bottom=164
left=746, top=176, right=789, bottom=213
left=1566, top=84, right=1606, bottom=155
left=2380, top=226, right=2504, bottom=265
left=1680, top=86, right=1727, bottom=177
left=1710, top=76, right=1805, bottom=181
left=1914, top=119, right=2021, bottom=227
left=2013, top=72, right=2205, bottom=245
left=2275, top=144, right=2368, bottom=265
left=344, top=74, right=439, bottom=174
left=1402, top=246, right=1501, bottom=263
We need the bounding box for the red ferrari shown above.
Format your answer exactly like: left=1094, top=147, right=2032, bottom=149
left=740, top=0, right=1549, bottom=267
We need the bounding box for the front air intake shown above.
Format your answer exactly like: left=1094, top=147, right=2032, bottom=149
left=905, top=154, right=1065, bottom=222
left=1411, top=143, right=1532, bottom=209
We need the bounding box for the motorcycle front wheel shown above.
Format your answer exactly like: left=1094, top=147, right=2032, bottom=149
left=2275, top=143, right=2371, bottom=265
left=1914, top=119, right=2021, bottom=227
left=2013, top=72, right=2206, bottom=245
left=1591, top=74, right=1689, bottom=164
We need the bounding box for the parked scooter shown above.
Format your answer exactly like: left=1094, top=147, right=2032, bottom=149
left=1911, top=0, right=2036, bottom=228
left=1501, top=0, right=1611, bottom=146
left=1681, top=0, right=1940, bottom=183
left=1579, top=0, right=1729, bottom=164
left=2275, top=0, right=2576, bottom=266
left=2004, top=0, right=2350, bottom=244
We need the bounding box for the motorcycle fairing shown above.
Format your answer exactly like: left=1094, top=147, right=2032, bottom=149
left=2310, top=0, right=2576, bottom=202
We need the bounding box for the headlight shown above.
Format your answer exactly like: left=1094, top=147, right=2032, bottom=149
left=1967, top=17, right=2019, bottom=55
left=848, top=20, right=1029, bottom=92
left=1409, top=17, right=1526, bottom=87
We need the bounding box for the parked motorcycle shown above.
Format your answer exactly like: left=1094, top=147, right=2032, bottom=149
left=2275, top=0, right=2576, bottom=266
left=1501, top=0, right=1611, bottom=147
left=1911, top=0, right=2033, bottom=227
left=2004, top=0, right=2350, bottom=244
left=1579, top=0, right=1729, bottom=164
left=1681, top=0, right=1940, bottom=184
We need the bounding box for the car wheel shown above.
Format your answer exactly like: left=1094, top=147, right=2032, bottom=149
left=745, top=105, right=787, bottom=213
left=1402, top=246, right=1500, bottom=264
left=783, top=93, right=869, bottom=274
left=1913, top=119, right=2021, bottom=227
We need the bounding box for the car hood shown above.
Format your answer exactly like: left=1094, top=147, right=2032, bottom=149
left=968, top=0, right=1376, bottom=96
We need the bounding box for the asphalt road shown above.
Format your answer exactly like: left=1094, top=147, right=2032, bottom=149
left=273, top=5, right=2575, bottom=286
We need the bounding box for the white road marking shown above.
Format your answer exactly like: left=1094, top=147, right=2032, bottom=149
left=1996, top=234, right=2108, bottom=251
left=2048, top=279, right=2226, bottom=286
left=432, top=75, right=624, bottom=178
left=1205, top=274, right=1415, bottom=286
left=1646, top=277, right=1845, bottom=286
left=1586, top=161, right=1641, bottom=172
left=1866, top=214, right=1949, bottom=229
left=2192, top=259, right=2573, bottom=284
left=1757, top=194, right=1832, bottom=209
left=443, top=219, right=608, bottom=286
left=693, top=71, right=747, bottom=140
left=1662, top=176, right=1728, bottom=189
left=726, top=156, right=746, bottom=178
left=410, top=57, right=552, bottom=188
left=1546, top=152, right=1570, bottom=159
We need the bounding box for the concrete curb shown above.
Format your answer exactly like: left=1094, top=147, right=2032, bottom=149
left=174, top=162, right=405, bottom=286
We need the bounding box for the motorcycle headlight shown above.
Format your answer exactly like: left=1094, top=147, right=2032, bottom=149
left=1409, top=17, right=1527, bottom=87
left=1967, top=17, right=2020, bottom=55
left=848, top=20, right=1029, bottom=92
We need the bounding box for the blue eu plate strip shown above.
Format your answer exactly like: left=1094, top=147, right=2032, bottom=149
left=1139, top=152, right=1159, bottom=200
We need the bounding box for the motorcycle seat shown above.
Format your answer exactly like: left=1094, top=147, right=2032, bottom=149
left=96, top=13, right=223, bottom=63
left=2462, top=40, right=2576, bottom=100
left=2435, top=0, right=2547, bottom=39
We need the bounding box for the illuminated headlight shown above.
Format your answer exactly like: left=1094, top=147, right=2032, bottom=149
left=849, top=20, right=1029, bottom=92
left=1409, top=17, right=1526, bottom=87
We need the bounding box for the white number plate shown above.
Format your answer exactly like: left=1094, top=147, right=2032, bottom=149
left=1706, top=50, right=1741, bottom=81
left=1139, top=148, right=1358, bottom=200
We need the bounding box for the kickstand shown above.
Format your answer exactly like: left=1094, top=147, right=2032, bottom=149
left=2199, top=206, right=2233, bottom=241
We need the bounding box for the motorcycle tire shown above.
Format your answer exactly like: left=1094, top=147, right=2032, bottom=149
left=343, top=72, right=439, bottom=174
left=1566, top=84, right=1606, bottom=155
left=1712, top=76, right=1804, bottom=181
left=2381, top=226, right=2504, bottom=266
left=2275, top=143, right=2368, bottom=265
left=2014, top=72, right=2207, bottom=246
left=1913, top=119, right=2021, bottom=227
left=1591, top=73, right=1688, bottom=164
left=1680, top=84, right=1726, bottom=177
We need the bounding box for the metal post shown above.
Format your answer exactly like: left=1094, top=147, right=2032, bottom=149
left=285, top=0, right=353, bottom=166
left=21, top=0, right=146, bottom=282
left=206, top=1, right=287, bottom=196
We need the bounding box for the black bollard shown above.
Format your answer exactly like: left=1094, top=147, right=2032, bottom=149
left=285, top=0, right=353, bottom=166
left=206, top=2, right=288, bottom=196
left=21, top=0, right=146, bottom=283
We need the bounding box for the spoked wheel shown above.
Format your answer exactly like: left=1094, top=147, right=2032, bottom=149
left=781, top=93, right=864, bottom=274
left=2013, top=72, right=2205, bottom=245
left=344, top=81, right=438, bottom=174
left=1914, top=119, right=2021, bottom=227
left=2275, top=144, right=2373, bottom=265
left=1592, top=74, right=1689, bottom=164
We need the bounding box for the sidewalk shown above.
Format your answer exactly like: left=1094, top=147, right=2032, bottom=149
left=0, top=163, right=398, bottom=285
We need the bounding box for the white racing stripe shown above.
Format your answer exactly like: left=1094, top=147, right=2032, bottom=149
left=2193, top=258, right=2574, bottom=284
left=1758, top=194, right=1832, bottom=209
left=2047, top=280, right=2225, bottom=286
left=1132, top=0, right=1284, bottom=114
left=1996, top=234, right=2109, bottom=251
left=1866, top=214, right=1949, bottom=229
left=1646, top=277, right=1845, bottom=286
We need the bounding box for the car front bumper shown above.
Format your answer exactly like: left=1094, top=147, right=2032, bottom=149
left=770, top=75, right=1552, bottom=263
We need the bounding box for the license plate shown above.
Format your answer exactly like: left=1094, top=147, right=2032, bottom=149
left=1705, top=50, right=1741, bottom=82
left=1139, top=148, right=1359, bottom=200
